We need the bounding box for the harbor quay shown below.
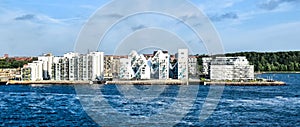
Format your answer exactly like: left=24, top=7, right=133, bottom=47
left=3, top=79, right=286, bottom=86
left=106, top=80, right=286, bottom=86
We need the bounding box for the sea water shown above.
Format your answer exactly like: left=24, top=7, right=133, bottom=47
left=0, top=73, right=299, bottom=126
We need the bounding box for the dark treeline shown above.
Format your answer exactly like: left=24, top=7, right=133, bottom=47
left=196, top=51, right=300, bottom=72
left=0, top=58, right=36, bottom=69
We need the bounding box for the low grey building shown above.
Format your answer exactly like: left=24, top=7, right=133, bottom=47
left=203, top=56, right=254, bottom=81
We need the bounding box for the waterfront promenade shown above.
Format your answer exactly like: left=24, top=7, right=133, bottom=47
left=106, top=79, right=286, bottom=86
left=3, top=79, right=286, bottom=86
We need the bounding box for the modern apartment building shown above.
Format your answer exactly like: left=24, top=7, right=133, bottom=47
left=104, top=56, right=114, bottom=79
left=177, top=49, right=189, bottom=80
left=118, top=49, right=200, bottom=80
left=89, top=52, right=104, bottom=80
left=129, top=50, right=151, bottom=80
left=202, top=57, right=212, bottom=75
left=23, top=49, right=205, bottom=81
left=203, top=56, right=254, bottom=80
left=151, top=50, right=170, bottom=79
left=24, top=52, right=104, bottom=81
left=112, top=57, right=121, bottom=79
left=51, top=57, right=64, bottom=81
left=188, top=56, right=198, bottom=78
left=118, top=50, right=170, bottom=80
left=64, top=52, right=79, bottom=81
left=24, top=61, right=43, bottom=81
left=21, top=67, right=31, bottom=81
left=38, top=53, right=54, bottom=80
left=119, top=58, right=134, bottom=80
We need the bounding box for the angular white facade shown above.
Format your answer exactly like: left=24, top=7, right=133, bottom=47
left=119, top=58, right=134, bottom=80
left=140, top=58, right=151, bottom=80
left=118, top=50, right=170, bottom=80
left=151, top=50, right=170, bottom=79
left=129, top=51, right=151, bottom=80
left=177, top=49, right=188, bottom=80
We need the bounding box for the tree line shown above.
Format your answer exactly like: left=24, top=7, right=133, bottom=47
left=196, top=51, right=300, bottom=72
left=0, top=58, right=36, bottom=69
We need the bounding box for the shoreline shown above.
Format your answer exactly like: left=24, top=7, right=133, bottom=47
left=4, top=80, right=90, bottom=85
left=2, top=80, right=286, bottom=86
left=255, top=71, right=300, bottom=74
left=106, top=80, right=286, bottom=86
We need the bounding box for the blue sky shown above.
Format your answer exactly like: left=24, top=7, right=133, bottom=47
left=0, top=0, right=299, bottom=56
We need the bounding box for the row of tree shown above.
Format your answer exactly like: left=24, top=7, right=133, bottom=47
left=0, top=58, right=35, bottom=68
left=196, top=51, right=300, bottom=72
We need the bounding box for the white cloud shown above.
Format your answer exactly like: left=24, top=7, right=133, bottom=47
left=258, top=0, right=300, bottom=11
left=0, top=8, right=82, bottom=56
left=194, top=0, right=243, bottom=13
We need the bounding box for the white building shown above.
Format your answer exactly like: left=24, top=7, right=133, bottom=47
left=38, top=54, right=54, bottom=80
left=139, top=57, right=151, bottom=80
left=151, top=50, right=170, bottom=79
left=129, top=51, right=151, bottom=80
left=27, top=61, right=43, bottom=81
left=30, top=51, right=104, bottom=81
left=89, top=52, right=104, bottom=80
left=52, top=57, right=64, bottom=80
left=202, top=57, right=212, bottom=75
left=188, top=56, right=198, bottom=78
left=119, top=58, right=134, bottom=80
left=64, top=52, right=79, bottom=81
left=118, top=51, right=153, bottom=80
left=203, top=57, right=254, bottom=81
left=177, top=49, right=189, bottom=80
left=63, top=52, right=104, bottom=81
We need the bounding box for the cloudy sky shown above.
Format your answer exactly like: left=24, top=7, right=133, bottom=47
left=0, top=0, right=299, bottom=56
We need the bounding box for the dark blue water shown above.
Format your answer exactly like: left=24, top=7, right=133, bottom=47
left=0, top=74, right=299, bottom=126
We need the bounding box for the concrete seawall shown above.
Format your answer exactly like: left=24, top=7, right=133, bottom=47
left=106, top=80, right=189, bottom=85
left=105, top=80, right=286, bottom=86
left=204, top=81, right=286, bottom=86
left=6, top=80, right=90, bottom=85
left=3, top=80, right=286, bottom=86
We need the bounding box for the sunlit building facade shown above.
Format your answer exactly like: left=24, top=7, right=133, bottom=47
left=203, top=57, right=254, bottom=80
left=177, top=49, right=188, bottom=80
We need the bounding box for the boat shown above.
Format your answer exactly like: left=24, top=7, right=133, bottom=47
left=0, top=81, right=8, bottom=85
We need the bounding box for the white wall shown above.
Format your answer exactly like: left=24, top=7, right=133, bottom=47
left=89, top=52, right=104, bottom=80
left=119, top=58, right=134, bottom=80
left=178, top=49, right=188, bottom=80
left=28, top=61, right=43, bottom=81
